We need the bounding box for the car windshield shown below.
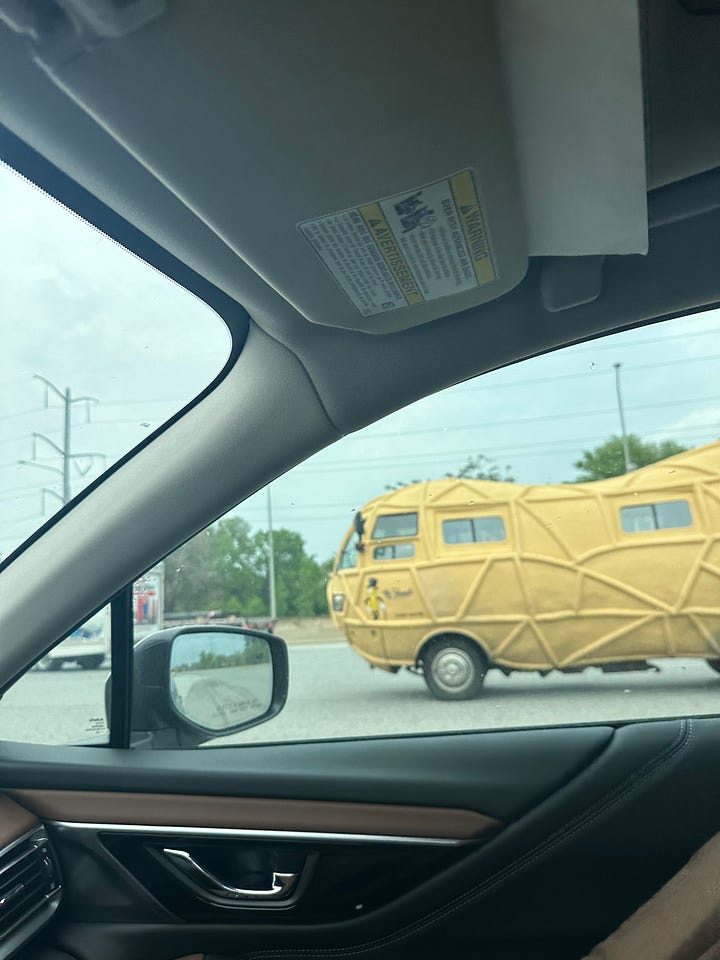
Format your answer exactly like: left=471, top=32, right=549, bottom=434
left=0, top=163, right=230, bottom=561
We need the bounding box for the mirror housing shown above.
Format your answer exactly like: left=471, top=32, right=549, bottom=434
left=119, top=625, right=288, bottom=749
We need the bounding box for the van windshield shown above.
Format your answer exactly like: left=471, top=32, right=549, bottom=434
left=336, top=535, right=357, bottom=571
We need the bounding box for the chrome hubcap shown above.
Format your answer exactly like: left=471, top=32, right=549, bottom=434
left=432, top=647, right=474, bottom=692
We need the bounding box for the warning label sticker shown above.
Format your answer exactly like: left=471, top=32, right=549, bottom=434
left=298, top=170, right=495, bottom=318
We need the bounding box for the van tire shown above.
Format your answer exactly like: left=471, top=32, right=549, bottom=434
left=706, top=659, right=720, bottom=675
left=422, top=637, right=488, bottom=701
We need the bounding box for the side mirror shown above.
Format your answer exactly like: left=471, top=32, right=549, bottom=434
left=121, top=626, right=288, bottom=748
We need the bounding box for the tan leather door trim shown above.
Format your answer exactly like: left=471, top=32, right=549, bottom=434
left=7, top=790, right=501, bottom=841
left=0, top=794, right=39, bottom=846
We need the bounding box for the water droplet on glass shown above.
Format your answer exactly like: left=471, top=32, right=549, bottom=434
left=469, top=500, right=475, bottom=505
left=140, top=421, right=150, bottom=428
left=590, top=361, right=597, bottom=371
left=623, top=688, right=631, bottom=694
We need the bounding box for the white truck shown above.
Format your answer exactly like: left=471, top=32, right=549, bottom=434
left=37, top=605, right=110, bottom=670
left=38, top=564, right=165, bottom=670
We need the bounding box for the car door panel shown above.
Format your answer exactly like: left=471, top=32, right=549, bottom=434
left=5, top=717, right=718, bottom=960
left=7, top=791, right=499, bottom=842
left=0, top=724, right=610, bottom=819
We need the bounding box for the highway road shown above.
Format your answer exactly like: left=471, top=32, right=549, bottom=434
left=1, top=643, right=719, bottom=746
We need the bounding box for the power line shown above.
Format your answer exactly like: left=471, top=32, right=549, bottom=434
left=17, top=376, right=105, bottom=505
left=332, top=393, right=720, bottom=444
left=452, top=352, right=720, bottom=395
left=296, top=426, right=719, bottom=476
left=0, top=406, right=47, bottom=424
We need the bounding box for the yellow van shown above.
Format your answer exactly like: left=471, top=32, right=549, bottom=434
left=327, top=441, right=720, bottom=699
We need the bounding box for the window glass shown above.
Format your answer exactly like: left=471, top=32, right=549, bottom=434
left=0, top=163, right=229, bottom=562
left=371, top=513, right=418, bottom=539
left=621, top=500, right=692, bottom=533
left=443, top=518, right=474, bottom=544
left=655, top=500, right=693, bottom=529
left=0, top=163, right=228, bottom=745
left=443, top=516, right=506, bottom=544
left=620, top=504, right=656, bottom=532
left=0, top=605, right=111, bottom=744
left=148, top=309, right=720, bottom=748
left=337, top=541, right=357, bottom=570
left=374, top=542, right=415, bottom=561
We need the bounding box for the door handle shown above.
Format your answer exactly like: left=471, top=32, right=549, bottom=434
left=161, top=847, right=298, bottom=902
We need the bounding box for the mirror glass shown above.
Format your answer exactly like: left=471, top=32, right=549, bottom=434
left=169, top=631, right=273, bottom=732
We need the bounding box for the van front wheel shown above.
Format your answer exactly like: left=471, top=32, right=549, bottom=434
left=422, top=638, right=487, bottom=701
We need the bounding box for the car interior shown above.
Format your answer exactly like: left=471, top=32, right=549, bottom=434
left=1, top=1, right=720, bottom=958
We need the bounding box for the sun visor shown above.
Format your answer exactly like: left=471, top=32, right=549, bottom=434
left=9, top=0, right=647, bottom=334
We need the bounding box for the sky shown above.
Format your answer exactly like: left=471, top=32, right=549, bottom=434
left=2, top=162, right=720, bottom=568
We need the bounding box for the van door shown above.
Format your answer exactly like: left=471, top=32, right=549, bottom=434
left=332, top=533, right=390, bottom=666
left=365, top=538, right=428, bottom=664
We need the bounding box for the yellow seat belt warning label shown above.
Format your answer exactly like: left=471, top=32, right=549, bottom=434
left=298, top=170, right=495, bottom=318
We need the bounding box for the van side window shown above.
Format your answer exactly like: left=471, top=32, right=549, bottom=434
left=443, top=516, right=507, bottom=544
left=372, top=513, right=418, bottom=539
left=374, top=543, right=416, bottom=561
left=620, top=499, right=692, bottom=533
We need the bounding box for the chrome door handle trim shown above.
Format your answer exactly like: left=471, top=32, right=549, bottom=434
left=51, top=819, right=463, bottom=847
left=161, top=847, right=298, bottom=901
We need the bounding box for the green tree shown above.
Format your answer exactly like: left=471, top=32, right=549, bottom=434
left=574, top=435, right=687, bottom=482
left=164, top=517, right=331, bottom=618
left=164, top=527, right=226, bottom=612
left=211, top=517, right=265, bottom=616
left=253, top=529, right=332, bottom=617
left=164, top=517, right=264, bottom=614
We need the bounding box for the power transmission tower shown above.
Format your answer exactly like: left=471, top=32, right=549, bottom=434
left=18, top=375, right=105, bottom=507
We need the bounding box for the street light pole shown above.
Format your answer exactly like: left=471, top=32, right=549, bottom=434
left=266, top=485, right=277, bottom=621
left=613, top=362, right=632, bottom=474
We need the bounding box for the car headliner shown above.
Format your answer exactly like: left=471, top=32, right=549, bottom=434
left=0, top=0, right=719, bottom=683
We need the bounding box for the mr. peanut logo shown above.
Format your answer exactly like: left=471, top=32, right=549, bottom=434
left=366, top=577, right=386, bottom=620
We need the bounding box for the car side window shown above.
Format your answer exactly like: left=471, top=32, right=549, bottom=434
left=7, top=305, right=720, bottom=750
left=141, top=309, right=720, bottom=747
left=620, top=499, right=693, bottom=533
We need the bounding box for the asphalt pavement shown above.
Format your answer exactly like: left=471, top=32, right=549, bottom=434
left=1, top=643, right=719, bottom=747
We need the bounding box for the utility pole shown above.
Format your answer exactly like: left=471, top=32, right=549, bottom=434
left=19, top=375, right=104, bottom=506
left=613, top=363, right=632, bottom=474
left=266, top=485, right=277, bottom=620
